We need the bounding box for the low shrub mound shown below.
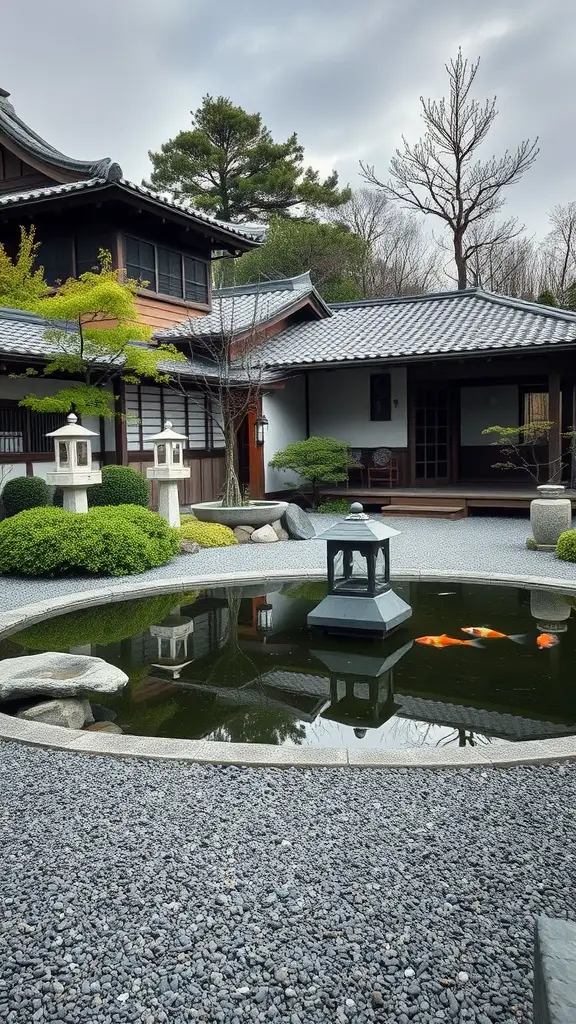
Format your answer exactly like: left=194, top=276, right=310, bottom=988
left=0, top=505, right=179, bottom=577
left=88, top=465, right=151, bottom=508
left=315, top=499, right=351, bottom=514
left=1, top=475, right=50, bottom=516
left=179, top=515, right=238, bottom=548
left=556, top=529, right=576, bottom=562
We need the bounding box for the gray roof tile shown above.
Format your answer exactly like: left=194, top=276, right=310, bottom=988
left=0, top=178, right=262, bottom=246
left=155, top=272, right=327, bottom=340
left=255, top=288, right=576, bottom=367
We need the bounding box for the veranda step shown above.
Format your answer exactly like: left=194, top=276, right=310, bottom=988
left=380, top=504, right=468, bottom=520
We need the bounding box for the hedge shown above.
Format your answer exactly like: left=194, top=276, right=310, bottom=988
left=1, top=476, right=50, bottom=516
left=179, top=515, right=238, bottom=548
left=0, top=505, right=179, bottom=577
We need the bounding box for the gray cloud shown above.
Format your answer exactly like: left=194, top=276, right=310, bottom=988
left=3, top=0, right=574, bottom=237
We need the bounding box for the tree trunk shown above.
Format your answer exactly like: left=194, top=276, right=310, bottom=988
left=222, top=416, right=242, bottom=507
left=454, top=232, right=467, bottom=290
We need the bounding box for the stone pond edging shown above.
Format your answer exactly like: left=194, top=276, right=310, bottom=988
left=2, top=566, right=576, bottom=769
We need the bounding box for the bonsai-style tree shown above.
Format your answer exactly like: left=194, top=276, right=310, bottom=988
left=482, top=421, right=576, bottom=485
left=268, top=436, right=356, bottom=508
left=18, top=250, right=184, bottom=419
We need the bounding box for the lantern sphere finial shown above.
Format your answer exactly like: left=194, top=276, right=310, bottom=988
left=164, top=420, right=173, bottom=430
left=346, top=501, right=370, bottom=521
left=67, top=412, right=78, bottom=424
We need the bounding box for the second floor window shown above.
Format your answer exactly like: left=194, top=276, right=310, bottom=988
left=125, top=236, right=209, bottom=304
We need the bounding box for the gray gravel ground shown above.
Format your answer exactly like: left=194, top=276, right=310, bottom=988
left=1, top=514, right=576, bottom=614
left=1, top=744, right=575, bottom=1024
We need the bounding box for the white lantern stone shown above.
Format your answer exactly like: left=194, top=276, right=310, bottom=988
left=146, top=421, right=191, bottom=528
left=46, top=413, right=102, bottom=513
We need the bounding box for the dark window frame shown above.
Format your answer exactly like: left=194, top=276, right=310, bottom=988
left=370, top=373, right=392, bottom=422
left=124, top=234, right=210, bottom=305
left=0, top=401, right=63, bottom=456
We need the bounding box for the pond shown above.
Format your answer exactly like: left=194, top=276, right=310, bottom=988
left=2, top=579, right=576, bottom=750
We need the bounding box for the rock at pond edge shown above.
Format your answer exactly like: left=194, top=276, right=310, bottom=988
left=16, top=697, right=92, bottom=730
left=282, top=503, right=315, bottom=540
left=251, top=524, right=279, bottom=543
left=0, top=653, right=129, bottom=701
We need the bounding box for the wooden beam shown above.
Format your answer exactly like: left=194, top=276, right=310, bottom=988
left=548, top=372, right=562, bottom=483
left=247, top=403, right=265, bottom=499
left=114, top=380, right=128, bottom=466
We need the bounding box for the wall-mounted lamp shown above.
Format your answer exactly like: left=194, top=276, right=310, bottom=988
left=256, top=603, right=274, bottom=633
left=254, top=414, right=269, bottom=447
left=392, top=398, right=399, bottom=408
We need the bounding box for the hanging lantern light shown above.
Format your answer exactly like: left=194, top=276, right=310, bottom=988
left=254, top=414, right=269, bottom=447
left=256, top=602, right=274, bottom=633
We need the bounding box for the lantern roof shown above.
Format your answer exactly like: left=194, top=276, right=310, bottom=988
left=46, top=412, right=98, bottom=438
left=147, top=420, right=189, bottom=442
left=316, top=504, right=400, bottom=543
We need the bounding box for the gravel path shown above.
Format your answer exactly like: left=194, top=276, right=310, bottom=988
left=1, top=514, right=576, bottom=613
left=1, top=745, right=575, bottom=1023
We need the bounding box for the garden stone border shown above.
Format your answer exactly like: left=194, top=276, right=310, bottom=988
left=2, top=567, right=576, bottom=768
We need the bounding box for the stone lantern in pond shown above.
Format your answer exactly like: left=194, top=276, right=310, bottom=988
left=46, top=412, right=102, bottom=512
left=146, top=420, right=190, bottom=528
left=307, top=502, right=412, bottom=636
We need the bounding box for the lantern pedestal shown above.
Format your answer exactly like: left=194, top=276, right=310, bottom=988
left=45, top=413, right=101, bottom=513
left=307, top=502, right=412, bottom=637
left=146, top=421, right=191, bottom=528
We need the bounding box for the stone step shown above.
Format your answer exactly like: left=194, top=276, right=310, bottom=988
left=381, top=504, right=468, bottom=520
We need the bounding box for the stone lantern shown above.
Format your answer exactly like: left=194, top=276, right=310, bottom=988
left=150, top=612, right=195, bottom=679
left=46, top=412, right=102, bottom=512
left=146, top=420, right=190, bottom=528
left=307, top=502, right=412, bottom=635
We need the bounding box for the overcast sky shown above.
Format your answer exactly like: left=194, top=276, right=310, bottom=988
left=3, top=0, right=574, bottom=238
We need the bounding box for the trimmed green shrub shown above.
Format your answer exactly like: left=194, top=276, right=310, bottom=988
left=316, top=498, right=351, bottom=514
left=88, top=465, right=150, bottom=508
left=13, top=591, right=199, bottom=651
left=268, top=436, right=355, bottom=506
left=179, top=515, right=238, bottom=548
left=556, top=529, right=576, bottom=562
left=0, top=506, right=179, bottom=577
left=1, top=475, right=50, bottom=516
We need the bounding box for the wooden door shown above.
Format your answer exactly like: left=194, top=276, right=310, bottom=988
left=411, top=386, right=453, bottom=485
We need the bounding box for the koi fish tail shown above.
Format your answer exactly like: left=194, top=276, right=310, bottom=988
left=508, top=634, right=527, bottom=644
left=466, top=640, right=484, bottom=648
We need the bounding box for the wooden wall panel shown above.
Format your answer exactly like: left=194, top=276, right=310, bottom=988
left=127, top=451, right=225, bottom=506
left=134, top=294, right=207, bottom=331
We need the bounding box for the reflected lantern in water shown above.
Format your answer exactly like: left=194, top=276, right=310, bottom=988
left=307, top=502, right=412, bottom=636
left=150, top=612, right=195, bottom=679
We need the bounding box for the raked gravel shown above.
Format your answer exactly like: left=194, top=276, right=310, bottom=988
left=1, top=744, right=575, bottom=1024
left=1, top=514, right=576, bottom=614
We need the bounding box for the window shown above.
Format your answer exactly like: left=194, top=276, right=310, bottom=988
left=125, top=236, right=209, bottom=304
left=185, top=257, right=209, bottom=303
left=126, top=237, right=156, bottom=290
left=158, top=247, right=183, bottom=297
left=124, top=384, right=221, bottom=451
left=370, top=373, right=392, bottom=421
left=75, top=236, right=107, bottom=277
left=39, top=238, right=74, bottom=286
left=523, top=390, right=549, bottom=426
left=0, top=404, right=63, bottom=454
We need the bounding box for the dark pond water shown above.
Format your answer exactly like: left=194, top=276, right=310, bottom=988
left=3, top=579, right=576, bottom=749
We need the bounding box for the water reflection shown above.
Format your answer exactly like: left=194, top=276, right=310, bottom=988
left=5, top=581, right=576, bottom=749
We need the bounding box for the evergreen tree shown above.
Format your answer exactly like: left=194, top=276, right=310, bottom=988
left=537, top=288, right=557, bottom=306
left=146, top=95, right=350, bottom=222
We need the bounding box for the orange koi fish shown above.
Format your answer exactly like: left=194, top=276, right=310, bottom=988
left=461, top=627, right=526, bottom=643
left=415, top=634, right=482, bottom=648
left=536, top=633, right=559, bottom=649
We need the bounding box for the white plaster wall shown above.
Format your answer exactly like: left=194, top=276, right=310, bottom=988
left=460, top=385, right=518, bottom=446
left=308, top=367, right=408, bottom=447
left=263, top=375, right=306, bottom=492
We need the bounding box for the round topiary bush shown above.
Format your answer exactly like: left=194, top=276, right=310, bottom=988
left=179, top=515, right=238, bottom=548
left=87, top=465, right=150, bottom=508
left=1, top=475, right=50, bottom=517
left=0, top=506, right=179, bottom=577
left=556, top=529, right=576, bottom=561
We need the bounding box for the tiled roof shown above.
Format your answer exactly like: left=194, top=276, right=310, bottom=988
left=0, top=178, right=262, bottom=247
left=254, top=288, right=576, bottom=367
left=155, top=272, right=329, bottom=340
left=396, top=694, right=576, bottom=742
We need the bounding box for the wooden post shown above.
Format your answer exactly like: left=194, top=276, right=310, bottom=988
left=548, top=372, right=562, bottom=483
left=571, top=384, right=576, bottom=490
left=247, top=403, right=265, bottom=499
left=114, top=379, right=128, bottom=466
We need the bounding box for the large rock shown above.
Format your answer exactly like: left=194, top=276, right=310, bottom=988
left=180, top=540, right=201, bottom=555
left=281, top=503, right=315, bottom=541
left=90, top=703, right=117, bottom=723
left=271, top=519, right=289, bottom=541
left=0, top=653, right=129, bottom=702
left=233, top=525, right=255, bottom=544
left=251, top=524, right=278, bottom=543
left=16, top=698, right=92, bottom=729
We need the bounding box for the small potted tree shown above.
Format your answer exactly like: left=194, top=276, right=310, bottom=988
left=482, top=420, right=576, bottom=549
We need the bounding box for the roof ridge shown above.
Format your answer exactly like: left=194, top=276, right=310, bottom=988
left=474, top=288, right=576, bottom=322
left=215, top=272, right=313, bottom=298
left=329, top=288, right=480, bottom=310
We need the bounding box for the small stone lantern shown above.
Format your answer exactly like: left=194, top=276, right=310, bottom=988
left=150, top=612, right=195, bottom=679
left=307, top=502, right=412, bottom=635
left=46, top=412, right=102, bottom=513
left=146, top=420, right=191, bottom=528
